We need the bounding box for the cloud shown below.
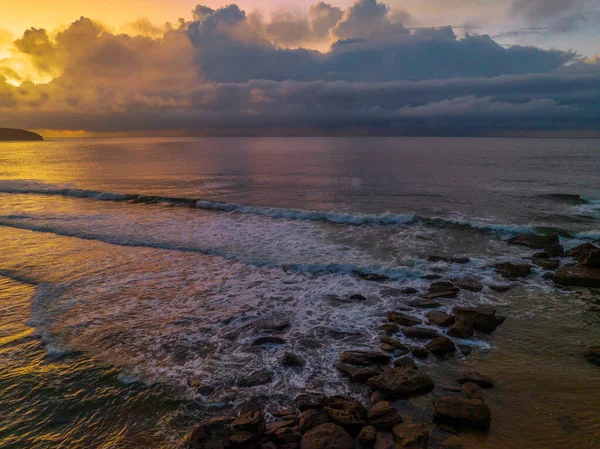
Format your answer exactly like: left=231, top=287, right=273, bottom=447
left=509, top=0, right=600, bottom=33
left=0, top=1, right=599, bottom=135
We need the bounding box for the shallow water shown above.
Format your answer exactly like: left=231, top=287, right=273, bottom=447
left=0, top=137, right=599, bottom=448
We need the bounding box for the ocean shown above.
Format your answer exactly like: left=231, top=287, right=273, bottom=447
left=0, top=137, right=599, bottom=448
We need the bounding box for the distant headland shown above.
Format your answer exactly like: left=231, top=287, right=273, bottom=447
left=0, top=128, right=43, bottom=141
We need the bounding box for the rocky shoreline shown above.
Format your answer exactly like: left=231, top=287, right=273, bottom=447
left=186, top=235, right=600, bottom=449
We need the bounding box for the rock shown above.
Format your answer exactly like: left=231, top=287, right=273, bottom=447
left=534, top=259, right=559, bottom=270
left=532, top=251, right=551, bottom=259
left=462, top=382, right=484, bottom=400
left=336, top=363, right=383, bottom=382
left=392, top=423, right=429, bottom=448
left=282, top=352, right=305, bottom=367
left=340, top=350, right=391, bottom=367
left=380, top=343, right=397, bottom=353
left=380, top=337, right=410, bottom=354
left=252, top=336, right=286, bottom=346
left=410, top=346, right=429, bottom=359
left=238, top=370, right=273, bottom=387
left=272, top=408, right=298, bottom=419
left=230, top=401, right=266, bottom=446
left=356, top=272, right=390, bottom=282
left=401, top=287, right=419, bottom=295
left=446, top=318, right=474, bottom=339
left=554, top=266, right=600, bottom=288
left=388, top=311, right=422, bottom=326
left=453, top=278, right=484, bottom=292
left=566, top=243, right=599, bottom=262
left=323, top=395, right=367, bottom=429
left=0, top=128, right=43, bottom=141
left=427, top=255, right=470, bottom=264
left=583, top=249, right=600, bottom=268
left=457, top=371, right=494, bottom=388
left=394, top=357, right=417, bottom=369
left=367, top=367, right=434, bottom=398
left=299, top=409, right=330, bottom=434
left=374, top=432, right=397, bottom=448
left=494, top=262, right=532, bottom=278
left=350, top=293, right=368, bottom=301
left=426, top=336, right=456, bottom=355
left=367, top=401, right=403, bottom=429
left=408, top=298, right=441, bottom=309
left=299, top=423, right=355, bottom=449
left=265, top=421, right=301, bottom=444
left=545, top=244, right=565, bottom=257
left=457, top=344, right=472, bottom=356
left=370, top=391, right=386, bottom=404
left=188, top=416, right=234, bottom=449
left=402, top=326, right=440, bottom=339
left=425, top=281, right=459, bottom=299
left=583, top=346, right=600, bottom=366
left=452, top=307, right=506, bottom=333
left=488, top=284, right=511, bottom=293
left=507, top=233, right=560, bottom=249
left=421, top=274, right=442, bottom=280
left=433, top=397, right=491, bottom=430
left=439, top=384, right=462, bottom=392
left=359, top=425, right=377, bottom=445
left=378, top=323, right=401, bottom=334
left=542, top=272, right=555, bottom=280
left=425, top=311, right=455, bottom=327
left=296, top=393, right=327, bottom=411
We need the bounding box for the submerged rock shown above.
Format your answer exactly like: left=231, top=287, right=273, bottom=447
left=453, top=277, right=484, bottom=292
left=356, top=272, right=390, bottom=281
left=462, top=382, right=484, bottom=400
left=367, top=367, right=434, bottom=398
left=426, top=336, right=457, bottom=355
left=401, top=287, right=419, bottom=295
left=425, top=310, right=456, bottom=327
left=494, top=262, right=532, bottom=278
left=300, top=423, right=355, bottom=449
left=251, top=336, right=286, bottom=346
left=488, top=284, right=511, bottom=293
left=378, top=323, right=401, bottom=334
left=340, top=350, right=391, bottom=366
left=427, top=255, right=470, bottom=264
left=336, top=363, right=383, bottom=382
left=425, top=281, right=459, bottom=299
left=583, top=346, right=600, bottom=366
left=507, top=233, right=559, bottom=249
left=394, top=356, right=417, bottom=369
left=433, top=397, right=491, bottom=430
left=457, top=371, right=494, bottom=388
left=408, top=298, right=441, bottom=309
left=367, top=401, right=403, bottom=429
left=554, top=266, right=600, bottom=288
left=282, top=352, right=305, bottom=368
left=388, top=311, right=422, bottom=326
left=238, top=370, right=273, bottom=387
left=534, top=259, right=560, bottom=270
left=402, top=326, right=440, bottom=339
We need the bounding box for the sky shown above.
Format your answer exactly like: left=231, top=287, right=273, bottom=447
left=0, top=0, right=599, bottom=136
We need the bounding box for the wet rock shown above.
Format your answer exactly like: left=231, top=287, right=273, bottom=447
left=534, top=259, right=559, bottom=270
left=545, top=244, right=565, bottom=257
left=388, top=311, right=422, bottom=327
left=566, top=243, right=599, bottom=262
left=421, top=274, right=442, bottom=280
left=408, top=298, right=441, bottom=309
left=299, top=409, right=329, bottom=434
left=507, top=233, right=559, bottom=249
left=296, top=393, right=327, bottom=411
left=542, top=272, right=555, bottom=280
left=282, top=352, right=305, bottom=368
left=356, top=272, right=390, bottom=282
left=532, top=251, right=551, bottom=259
left=358, top=425, right=377, bottom=445
left=426, top=281, right=459, bottom=299
left=583, top=346, right=600, bottom=366
left=336, top=363, right=383, bottom=382
left=367, top=367, right=434, bottom=398
left=188, top=416, right=234, bottom=449
left=367, top=401, right=403, bottom=429
left=457, top=344, right=472, bottom=356
left=238, top=370, right=273, bottom=387
left=392, top=423, right=429, bottom=448
left=453, top=277, right=484, bottom=292
left=350, top=293, right=368, bottom=301
left=433, top=397, right=491, bottom=430
left=380, top=343, right=397, bottom=353
left=394, top=356, right=417, bottom=369
left=583, top=249, right=600, bottom=268
left=452, top=307, right=506, bottom=333
left=462, top=382, right=484, bottom=400
left=401, top=287, right=419, bottom=295
left=488, top=284, right=511, bottom=293
left=252, top=336, right=286, bottom=346
left=230, top=401, right=266, bottom=446
left=272, top=408, right=298, bottom=419
left=378, top=323, right=401, bottom=334
left=340, top=350, right=391, bottom=367
left=439, top=384, right=462, bottom=392
left=323, top=395, right=367, bottom=430
left=425, top=311, right=455, bottom=327
left=188, top=378, right=217, bottom=396
left=299, top=423, right=355, bottom=449
left=380, top=337, right=410, bottom=355
left=427, top=255, right=470, bottom=264
left=554, top=266, right=600, bottom=288
left=402, top=326, right=440, bottom=339
left=446, top=318, right=474, bottom=339
left=457, top=371, right=494, bottom=388
left=494, top=262, right=532, bottom=278
left=426, top=336, right=457, bottom=355
left=370, top=391, right=386, bottom=404
left=374, top=432, right=396, bottom=449
left=410, top=346, right=429, bottom=359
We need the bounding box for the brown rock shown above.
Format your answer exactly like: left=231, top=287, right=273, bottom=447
left=358, top=426, right=377, bottom=445
left=507, top=233, right=559, bottom=249
left=299, top=409, right=329, bottom=434
left=534, top=259, right=559, bottom=270
left=323, top=395, right=367, bottom=429
left=378, top=323, right=401, bottom=334
left=583, top=346, right=600, bottom=366
left=446, top=318, right=474, bottom=339
left=370, top=391, right=386, bottom=404
left=367, top=367, right=434, bottom=398
left=252, top=336, right=286, bottom=346
left=425, top=281, right=459, bottom=299
left=188, top=416, right=234, bottom=449
left=367, top=401, right=403, bottom=429
left=299, top=423, right=355, bottom=449
left=566, top=243, right=599, bottom=262
left=238, top=370, right=273, bottom=387
left=296, top=393, right=327, bottom=411
left=425, top=311, right=455, bottom=327
left=230, top=402, right=266, bottom=446
left=545, top=244, right=565, bottom=257
left=494, top=262, right=532, bottom=278
left=388, top=311, right=422, bottom=326
left=401, top=287, right=419, bottom=295
left=392, top=423, right=429, bottom=448
left=583, top=249, right=600, bottom=268
left=462, top=382, right=484, bottom=400
left=457, top=371, right=494, bottom=388
left=410, top=346, right=429, bottom=359
left=488, top=284, right=511, bottom=293
left=554, top=265, right=600, bottom=288
left=374, top=432, right=397, bottom=449
left=433, top=397, right=491, bottom=430
left=426, top=336, right=456, bottom=355
left=408, top=298, right=441, bottom=309
left=380, top=337, right=410, bottom=354
left=340, top=350, right=391, bottom=367
left=453, top=278, right=484, bottom=292
left=394, top=357, right=417, bottom=369
left=336, top=363, right=383, bottom=382
left=402, top=326, right=440, bottom=339
left=282, top=352, right=305, bottom=367
left=452, top=307, right=506, bottom=333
